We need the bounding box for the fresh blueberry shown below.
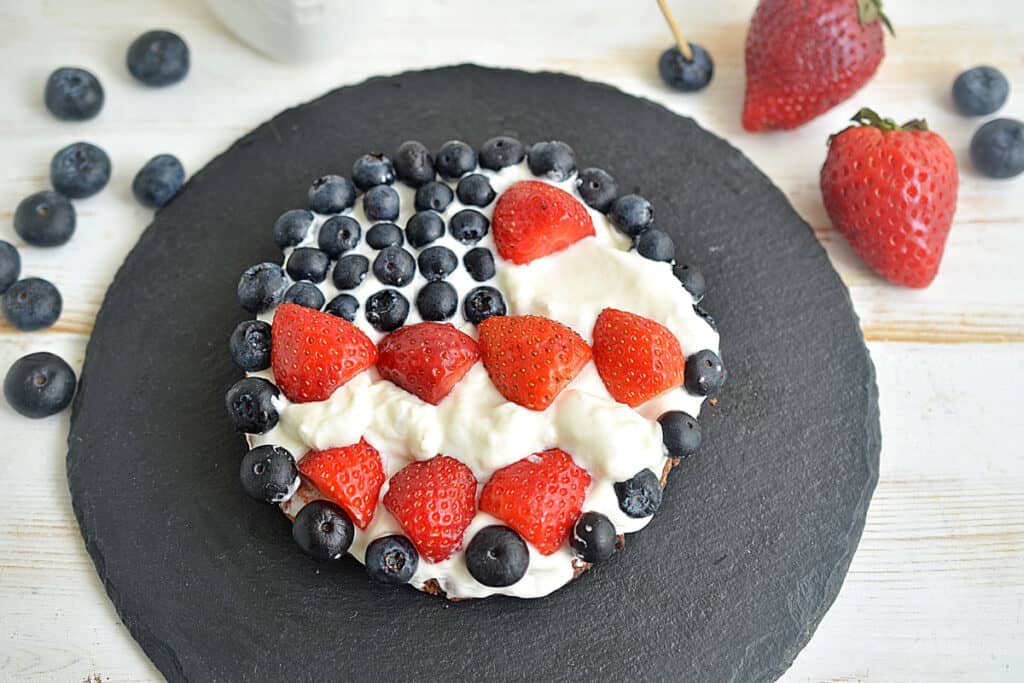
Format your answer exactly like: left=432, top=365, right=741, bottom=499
left=351, top=153, right=395, bottom=191
left=272, top=209, right=315, bottom=249
left=324, top=293, right=359, bottom=321
left=636, top=228, right=675, bottom=263
left=658, top=43, right=714, bottom=92
left=50, top=142, right=111, bottom=199
left=237, top=262, right=288, bottom=314
left=614, top=469, right=663, bottom=518
left=575, top=167, right=618, bottom=213
left=658, top=411, right=702, bottom=458
left=286, top=247, right=330, bottom=283
left=527, top=141, right=576, bottom=181
left=14, top=191, right=75, bottom=247
left=364, top=185, right=400, bottom=222
left=417, top=246, right=457, bottom=281
left=393, top=140, right=435, bottom=187
left=449, top=209, right=490, bottom=245
left=332, top=254, right=370, bottom=290
left=229, top=319, right=272, bottom=371
left=406, top=211, right=445, bottom=248
left=365, top=534, right=419, bottom=585
left=414, top=181, right=454, bottom=212
left=953, top=66, right=1009, bottom=117
left=674, top=264, right=706, bottom=302
left=693, top=304, right=717, bottom=332
left=365, top=289, right=409, bottom=332
left=463, top=247, right=496, bottom=282
left=282, top=282, right=326, bottom=310
left=317, top=215, right=361, bottom=257
left=609, top=194, right=654, bottom=237
left=463, top=286, right=506, bottom=325
left=44, top=67, right=104, bottom=121
left=1, top=278, right=62, bottom=331
left=0, top=241, right=19, bottom=295
left=3, top=352, right=76, bottom=419
left=465, top=525, right=529, bottom=587
left=416, top=281, right=458, bottom=321
left=308, top=175, right=356, bottom=214
left=224, top=376, right=279, bottom=434
left=365, top=222, right=404, bottom=249
left=292, top=500, right=354, bottom=563
left=435, top=140, right=477, bottom=179
left=970, top=118, right=1024, bottom=179
left=372, top=246, right=416, bottom=287
left=570, top=511, right=618, bottom=563
left=132, top=154, right=185, bottom=208
left=126, top=30, right=190, bottom=86
left=479, top=136, right=526, bottom=170
left=684, top=349, right=726, bottom=396
left=456, top=174, right=496, bottom=207
left=239, top=445, right=298, bottom=504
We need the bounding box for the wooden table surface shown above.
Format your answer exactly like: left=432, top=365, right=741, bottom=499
left=1, top=0, right=1021, bottom=680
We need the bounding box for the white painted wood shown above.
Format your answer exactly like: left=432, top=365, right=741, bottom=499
left=0, top=0, right=1021, bottom=681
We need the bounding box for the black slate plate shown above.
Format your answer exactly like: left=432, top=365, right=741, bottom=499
left=67, top=65, right=879, bottom=682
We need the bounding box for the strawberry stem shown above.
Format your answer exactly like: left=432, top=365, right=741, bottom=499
left=851, top=107, right=929, bottom=132
left=656, top=0, right=694, bottom=62
left=857, top=0, right=895, bottom=37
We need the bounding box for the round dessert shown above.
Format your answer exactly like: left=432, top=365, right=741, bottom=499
left=226, top=137, right=723, bottom=599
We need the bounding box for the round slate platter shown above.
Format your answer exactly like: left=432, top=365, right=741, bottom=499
left=67, top=65, right=879, bottom=682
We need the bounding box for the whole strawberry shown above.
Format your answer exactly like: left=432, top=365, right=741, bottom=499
left=743, top=0, right=892, bottom=132
left=821, top=109, right=958, bottom=288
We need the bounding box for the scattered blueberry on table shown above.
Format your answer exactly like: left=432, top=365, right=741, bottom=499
left=1, top=277, right=63, bottom=331
left=44, top=67, right=104, bottom=121
left=239, top=445, right=298, bottom=504
left=952, top=66, right=1009, bottom=117
left=614, top=469, right=663, bottom=518
left=570, top=511, right=618, bottom=563
left=132, top=154, right=185, bottom=208
left=126, top=30, right=190, bottom=86
left=0, top=241, right=20, bottom=294
left=658, top=43, right=714, bottom=92
left=365, top=534, right=419, bottom=585
left=465, top=525, right=530, bottom=587
left=50, top=142, right=111, bottom=199
left=14, top=191, right=76, bottom=247
left=970, top=118, right=1024, bottom=179
left=292, top=500, right=355, bottom=562
left=3, top=352, right=77, bottom=419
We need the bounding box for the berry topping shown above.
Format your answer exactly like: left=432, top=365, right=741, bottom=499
left=126, top=30, right=189, bottom=86
left=2, top=278, right=62, bottom=331
left=0, top=241, right=19, bottom=295
left=414, top=181, right=454, bottom=212
left=308, top=175, right=356, bottom=214
left=44, top=67, right=103, bottom=121
left=240, top=445, right=298, bottom=503
left=324, top=293, right=359, bottom=322
left=592, top=308, right=685, bottom=407
left=292, top=500, right=354, bottom=562
left=229, top=319, right=273, bottom=371
left=575, top=167, right=618, bottom=213
left=416, top=281, right=458, bottom=321
left=14, top=191, right=75, bottom=247
left=970, top=118, right=1024, bottom=179
left=608, top=194, right=653, bottom=237
left=636, top=228, right=676, bottom=263
left=479, top=136, right=527, bottom=170
left=393, top=140, right=435, bottom=187
left=417, top=246, right=458, bottom=282
left=373, top=246, right=416, bottom=286
left=658, top=410, right=702, bottom=458
left=434, top=140, right=477, bottom=179
left=683, top=349, right=726, bottom=396
left=673, top=263, right=705, bottom=302
left=406, top=211, right=445, bottom=248
left=286, top=247, right=331, bottom=283
left=456, top=173, right=497, bottom=207
left=351, top=153, right=395, bottom=191
left=449, top=209, right=490, bottom=245
left=463, top=286, right=507, bottom=325
left=953, top=66, right=1010, bottom=117
left=332, top=254, right=370, bottom=290
left=317, top=215, right=361, bottom=257
left=463, top=247, right=496, bottom=282
left=365, top=534, right=419, bottom=585
left=492, top=181, right=595, bottom=264
left=273, top=209, right=315, bottom=249
left=658, top=43, right=714, bottom=92
left=570, top=511, right=618, bottom=563
left=282, top=282, right=326, bottom=310
left=527, top=140, right=576, bottom=181
left=3, top=352, right=76, bottom=419
left=50, top=142, right=111, bottom=199
left=615, top=469, right=663, bottom=518
left=237, top=262, right=288, bottom=313
left=466, top=525, right=530, bottom=587
left=364, top=185, right=400, bottom=222
left=298, top=438, right=386, bottom=529
left=365, top=222, right=404, bottom=249
left=377, top=322, right=479, bottom=405
left=224, top=377, right=279, bottom=434
left=365, top=289, right=410, bottom=332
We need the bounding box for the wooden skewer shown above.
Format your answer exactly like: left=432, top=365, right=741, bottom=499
left=656, top=0, right=693, bottom=61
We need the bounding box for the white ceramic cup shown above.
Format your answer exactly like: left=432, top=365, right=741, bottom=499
left=206, top=0, right=351, bottom=63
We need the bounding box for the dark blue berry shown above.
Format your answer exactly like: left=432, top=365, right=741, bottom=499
left=658, top=44, right=714, bottom=92
left=365, top=534, right=419, bottom=585
left=527, top=141, right=576, bottom=181
left=463, top=247, right=496, bottom=282
left=372, top=246, right=416, bottom=286
left=466, top=525, right=529, bottom=587
left=456, top=174, right=496, bottom=207
left=658, top=411, right=702, bottom=458
left=308, top=175, right=356, bottom=214
left=406, top=211, right=445, bottom=248
left=126, top=30, right=190, bottom=86
left=283, top=282, right=326, bottom=310
left=414, top=181, right=454, bottom=212
left=449, top=209, right=490, bottom=245
left=292, top=500, right=354, bottom=562
left=333, top=254, right=370, bottom=290
left=614, top=469, right=662, bottom=518
left=132, top=154, right=185, bottom=208
left=0, top=241, right=19, bottom=295
left=674, top=264, right=705, bottom=302
left=609, top=194, right=654, bottom=237
left=365, top=289, right=409, bottom=332
left=50, top=142, right=111, bottom=199
left=317, top=215, right=361, bottom=257
left=325, top=293, right=359, bottom=321
left=479, top=136, right=526, bottom=170
left=575, top=167, right=618, bottom=213
left=225, top=377, right=279, bottom=434
left=684, top=349, right=726, bottom=396
left=237, top=262, right=288, bottom=314
left=416, top=281, right=458, bottom=321
left=463, top=286, right=506, bottom=325
left=393, top=140, right=435, bottom=187
left=417, top=246, right=457, bottom=281
left=636, top=228, right=675, bottom=263
left=286, top=247, right=330, bottom=283
left=1, top=278, right=62, bottom=331
left=570, top=511, right=618, bottom=563
left=44, top=67, right=104, bottom=121
left=352, top=153, right=395, bottom=191
left=366, top=222, right=404, bottom=249
left=694, top=304, right=717, bottom=332
left=229, top=319, right=272, bottom=371
left=240, top=445, right=298, bottom=504
left=14, top=191, right=75, bottom=247
left=435, top=140, right=477, bottom=179
left=364, top=185, right=400, bottom=222
left=273, top=209, right=315, bottom=249
left=3, top=352, right=76, bottom=419
left=970, top=118, right=1024, bottom=179
left=953, top=66, right=1009, bottom=117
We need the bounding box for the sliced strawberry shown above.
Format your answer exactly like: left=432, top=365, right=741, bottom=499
left=376, top=322, right=479, bottom=405
left=592, top=308, right=686, bottom=407
left=383, top=455, right=477, bottom=563
left=479, top=449, right=591, bottom=556
left=271, top=303, right=377, bottom=403
left=477, top=315, right=591, bottom=411
left=492, top=180, right=595, bottom=265
left=298, top=438, right=385, bottom=529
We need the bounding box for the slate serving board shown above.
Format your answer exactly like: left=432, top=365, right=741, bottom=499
left=67, top=65, right=879, bottom=682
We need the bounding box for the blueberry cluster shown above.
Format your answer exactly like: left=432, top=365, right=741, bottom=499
left=949, top=66, right=1024, bottom=179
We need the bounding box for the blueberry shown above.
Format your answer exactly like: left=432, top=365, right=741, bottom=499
left=0, top=241, right=19, bottom=295
left=308, top=175, right=356, bottom=214
left=1, top=278, right=62, bottom=331
left=225, top=377, right=279, bottom=434
left=527, top=141, right=576, bottom=181
left=416, top=281, right=458, bottom=321
left=14, top=191, right=75, bottom=247
left=575, top=167, right=618, bottom=213
left=684, top=349, right=726, bottom=396
left=364, top=185, right=400, bottom=222
left=658, top=411, right=702, bottom=458
left=414, top=181, right=454, bottom=212
left=282, top=282, right=326, bottom=310
left=614, top=469, right=662, bottom=518
left=372, top=246, right=416, bottom=287
left=970, top=118, right=1024, bottom=179
left=636, top=228, right=675, bottom=263
left=674, top=264, right=706, bottom=302
left=333, top=254, right=370, bottom=290
left=465, top=525, right=529, bottom=587
left=324, top=293, right=359, bottom=321
left=570, top=511, right=618, bottom=563
left=952, top=66, right=1009, bottom=117
left=272, top=209, right=315, bottom=249
left=609, top=194, right=654, bottom=237
left=406, top=211, right=445, bottom=248
left=132, top=154, right=185, bottom=208
left=50, top=142, right=111, bottom=199
left=479, top=136, right=526, bottom=170
left=693, top=304, right=717, bottom=332
left=365, top=222, right=404, bottom=249
left=463, top=247, right=496, bottom=282
left=365, top=534, right=419, bottom=585
left=456, top=174, right=496, bottom=207
left=292, top=500, right=354, bottom=563
left=317, top=215, right=361, bottom=257
left=435, top=140, right=477, bottom=179
left=44, top=67, right=104, bottom=121
left=449, top=209, right=490, bottom=245
left=240, top=445, right=298, bottom=504
left=286, top=247, right=330, bottom=283
left=393, top=140, right=435, bottom=187
left=229, top=319, right=272, bottom=371
left=365, top=289, right=410, bottom=332
left=126, top=30, right=190, bottom=86
left=463, top=286, right=506, bottom=325
left=237, top=262, right=288, bottom=314
left=351, top=153, right=395, bottom=191
left=417, top=246, right=457, bottom=281
left=658, top=43, right=714, bottom=92
left=3, top=352, right=76, bottom=419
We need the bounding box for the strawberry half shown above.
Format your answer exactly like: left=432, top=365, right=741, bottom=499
left=492, top=180, right=595, bottom=265
left=271, top=303, right=377, bottom=403
left=478, top=315, right=592, bottom=411
left=298, top=438, right=385, bottom=529
left=479, top=449, right=591, bottom=556
left=377, top=322, right=479, bottom=405
left=592, top=308, right=686, bottom=407
left=383, top=455, right=477, bottom=563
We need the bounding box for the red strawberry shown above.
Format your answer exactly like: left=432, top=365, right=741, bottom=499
left=477, top=315, right=592, bottom=411
left=479, top=449, right=591, bottom=556
left=492, top=180, right=595, bottom=265
left=271, top=303, right=377, bottom=403
left=376, top=322, right=479, bottom=405
left=383, top=455, right=477, bottom=563
left=742, top=0, right=891, bottom=132
left=592, top=308, right=686, bottom=407
left=298, top=438, right=385, bottom=529
left=821, top=109, right=958, bottom=288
